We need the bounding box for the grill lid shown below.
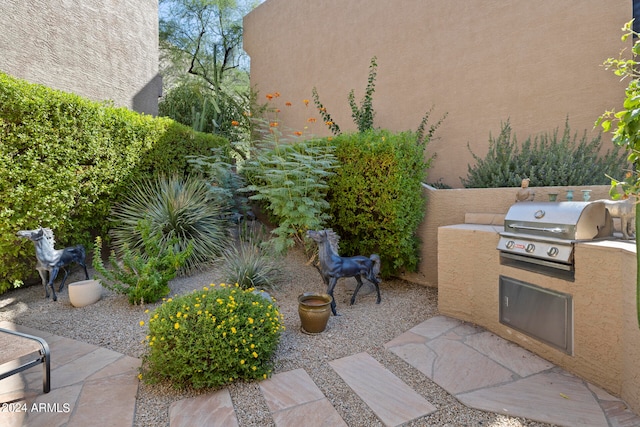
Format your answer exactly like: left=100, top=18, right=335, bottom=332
left=502, top=201, right=613, bottom=241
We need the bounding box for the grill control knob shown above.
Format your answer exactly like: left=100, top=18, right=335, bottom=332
left=525, top=243, right=535, bottom=253
left=547, top=247, right=559, bottom=257
left=506, top=240, right=515, bottom=249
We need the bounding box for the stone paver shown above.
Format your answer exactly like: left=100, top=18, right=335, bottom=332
left=458, top=369, right=609, bottom=427
left=464, top=331, right=554, bottom=377
left=4, top=316, right=640, bottom=427
left=259, top=368, right=347, bottom=427
left=0, top=321, right=140, bottom=427
left=170, top=389, right=239, bottom=427
left=329, top=352, right=436, bottom=426
left=386, top=316, right=640, bottom=427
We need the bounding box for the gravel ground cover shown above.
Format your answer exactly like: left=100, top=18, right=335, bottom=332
left=0, top=242, right=553, bottom=427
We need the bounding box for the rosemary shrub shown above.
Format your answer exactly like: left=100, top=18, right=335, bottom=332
left=463, top=119, right=628, bottom=188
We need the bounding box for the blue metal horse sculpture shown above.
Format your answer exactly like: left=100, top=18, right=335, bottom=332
left=17, top=227, right=89, bottom=301
left=307, top=229, right=381, bottom=316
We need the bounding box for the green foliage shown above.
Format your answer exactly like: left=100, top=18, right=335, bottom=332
left=597, top=20, right=640, bottom=328
left=158, top=80, right=250, bottom=143
left=0, top=72, right=225, bottom=293
left=216, top=225, right=283, bottom=291
left=348, top=56, right=378, bottom=133
left=140, top=118, right=229, bottom=178
left=187, top=147, right=249, bottom=219
left=92, top=222, right=191, bottom=305
left=326, top=129, right=431, bottom=277
left=109, top=175, right=230, bottom=275
left=240, top=120, right=337, bottom=253
left=312, top=87, right=341, bottom=135
left=462, top=119, right=628, bottom=188
left=311, top=56, right=378, bottom=135
left=140, top=283, right=285, bottom=389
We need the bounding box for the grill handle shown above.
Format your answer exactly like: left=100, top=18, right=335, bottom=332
left=508, top=224, right=566, bottom=234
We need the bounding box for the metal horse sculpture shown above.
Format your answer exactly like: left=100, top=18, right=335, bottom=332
left=307, top=229, right=381, bottom=316
left=17, top=227, right=89, bottom=301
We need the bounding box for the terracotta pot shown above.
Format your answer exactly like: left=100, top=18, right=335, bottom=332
left=68, top=279, right=102, bottom=308
left=298, top=293, right=332, bottom=334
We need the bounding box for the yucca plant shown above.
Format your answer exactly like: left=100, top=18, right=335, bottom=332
left=109, top=175, right=229, bottom=274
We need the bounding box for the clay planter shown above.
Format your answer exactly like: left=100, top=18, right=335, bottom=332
left=298, top=293, right=332, bottom=334
left=68, top=279, right=102, bottom=308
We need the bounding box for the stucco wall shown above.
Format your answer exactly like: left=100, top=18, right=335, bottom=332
left=0, top=0, right=160, bottom=115
left=244, top=0, right=630, bottom=187
left=437, top=224, right=640, bottom=415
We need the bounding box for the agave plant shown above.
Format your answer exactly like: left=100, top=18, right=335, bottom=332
left=109, top=175, right=229, bottom=275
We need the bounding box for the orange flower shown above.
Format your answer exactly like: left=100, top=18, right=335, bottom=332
left=307, top=117, right=317, bottom=123
left=319, top=107, right=326, bottom=112
left=327, top=137, right=333, bottom=141
left=294, top=131, right=303, bottom=136
left=325, top=121, right=333, bottom=126
left=303, top=99, right=309, bottom=106
left=266, top=93, right=273, bottom=100
left=275, top=109, right=281, bottom=113
left=231, top=120, right=240, bottom=126
left=270, top=122, right=279, bottom=127
left=285, top=102, right=292, bottom=107
left=274, top=92, right=281, bottom=98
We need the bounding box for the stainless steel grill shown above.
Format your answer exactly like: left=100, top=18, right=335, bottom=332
left=497, top=201, right=613, bottom=278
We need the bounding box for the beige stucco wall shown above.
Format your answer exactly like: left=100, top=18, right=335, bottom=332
left=437, top=224, right=640, bottom=415
left=401, top=184, right=612, bottom=287
left=0, top=0, right=160, bottom=115
left=244, top=0, right=630, bottom=188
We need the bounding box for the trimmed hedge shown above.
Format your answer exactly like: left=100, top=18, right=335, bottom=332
left=0, top=72, right=228, bottom=293
left=326, top=129, right=430, bottom=277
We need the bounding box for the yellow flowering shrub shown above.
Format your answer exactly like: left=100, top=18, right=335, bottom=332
left=140, top=283, right=285, bottom=389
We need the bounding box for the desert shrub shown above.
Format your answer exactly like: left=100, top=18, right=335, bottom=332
left=92, top=222, right=191, bottom=305
left=462, top=119, right=629, bottom=188
left=240, top=120, right=337, bottom=253
left=326, top=129, right=432, bottom=277
left=0, top=72, right=227, bottom=293
left=187, top=147, right=249, bottom=221
left=109, top=175, right=229, bottom=275
left=217, top=223, right=282, bottom=290
left=140, top=283, right=285, bottom=389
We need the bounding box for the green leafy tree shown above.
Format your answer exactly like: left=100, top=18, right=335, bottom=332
left=596, top=20, right=640, bottom=328
left=158, top=0, right=257, bottom=139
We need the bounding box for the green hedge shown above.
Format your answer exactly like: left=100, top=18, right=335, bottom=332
left=0, top=72, right=228, bottom=293
left=326, top=129, right=430, bottom=277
